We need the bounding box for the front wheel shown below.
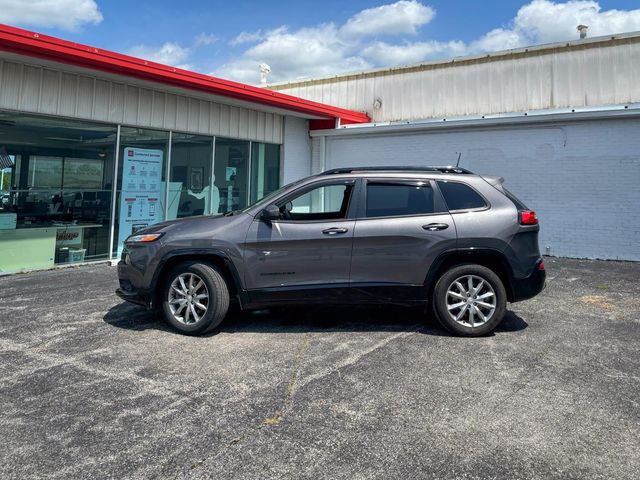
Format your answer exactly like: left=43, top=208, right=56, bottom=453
left=432, top=264, right=507, bottom=336
left=161, top=261, right=229, bottom=335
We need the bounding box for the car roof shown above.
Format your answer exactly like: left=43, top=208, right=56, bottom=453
left=313, top=166, right=482, bottom=183
left=320, top=166, right=473, bottom=176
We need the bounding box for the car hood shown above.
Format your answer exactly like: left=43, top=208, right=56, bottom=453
left=134, top=212, right=249, bottom=237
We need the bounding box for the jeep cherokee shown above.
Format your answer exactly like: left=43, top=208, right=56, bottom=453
left=116, top=166, right=545, bottom=336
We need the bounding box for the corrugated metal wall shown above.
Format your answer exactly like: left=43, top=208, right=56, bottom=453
left=271, top=37, right=640, bottom=123
left=0, top=58, right=283, bottom=144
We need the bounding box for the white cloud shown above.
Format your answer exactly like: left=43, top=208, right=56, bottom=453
left=0, top=0, right=103, bottom=31
left=470, top=0, right=640, bottom=52
left=470, top=28, right=525, bottom=52
left=340, top=0, right=435, bottom=37
left=362, top=40, right=466, bottom=65
left=512, top=0, right=640, bottom=43
left=230, top=30, right=264, bottom=46
left=215, top=0, right=640, bottom=84
left=216, top=0, right=436, bottom=83
left=128, top=43, right=192, bottom=70
left=194, top=33, right=217, bottom=47
left=126, top=34, right=217, bottom=72
left=217, top=24, right=372, bottom=83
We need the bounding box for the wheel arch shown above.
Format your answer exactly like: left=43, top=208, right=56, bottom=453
left=151, top=250, right=245, bottom=309
left=424, top=249, right=515, bottom=302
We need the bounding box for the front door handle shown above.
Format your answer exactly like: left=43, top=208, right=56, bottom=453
left=422, top=223, right=449, bottom=231
left=322, top=227, right=348, bottom=235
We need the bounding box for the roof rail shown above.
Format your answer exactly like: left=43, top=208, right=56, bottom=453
left=320, top=165, right=473, bottom=175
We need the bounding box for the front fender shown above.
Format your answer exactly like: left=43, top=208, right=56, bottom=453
left=149, top=248, right=247, bottom=308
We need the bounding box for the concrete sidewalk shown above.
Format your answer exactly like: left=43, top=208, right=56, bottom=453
left=0, top=257, right=638, bottom=479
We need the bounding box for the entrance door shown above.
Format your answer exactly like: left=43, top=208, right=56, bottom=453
left=243, top=179, right=357, bottom=303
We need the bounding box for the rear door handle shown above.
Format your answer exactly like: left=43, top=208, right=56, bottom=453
left=422, top=223, right=449, bottom=231
left=322, top=227, right=349, bottom=235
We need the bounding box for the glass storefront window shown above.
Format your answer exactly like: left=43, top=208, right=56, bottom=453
left=0, top=110, right=283, bottom=273
left=63, top=158, right=104, bottom=189
left=214, top=138, right=249, bottom=213
left=0, top=112, right=117, bottom=272
left=250, top=143, right=281, bottom=203
left=115, top=127, right=169, bottom=257
left=167, top=133, right=213, bottom=220
left=28, top=156, right=63, bottom=188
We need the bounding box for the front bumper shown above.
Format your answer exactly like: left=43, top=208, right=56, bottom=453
left=510, top=260, right=546, bottom=302
left=116, top=261, right=152, bottom=308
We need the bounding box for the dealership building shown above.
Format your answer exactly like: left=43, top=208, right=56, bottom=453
left=0, top=24, right=367, bottom=273
left=0, top=24, right=638, bottom=274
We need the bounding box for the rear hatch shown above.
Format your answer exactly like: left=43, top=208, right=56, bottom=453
left=482, top=175, right=542, bottom=278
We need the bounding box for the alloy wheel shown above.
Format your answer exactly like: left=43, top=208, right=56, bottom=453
left=168, top=273, right=209, bottom=325
left=445, top=274, right=497, bottom=327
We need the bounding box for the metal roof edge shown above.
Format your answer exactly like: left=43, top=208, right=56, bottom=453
left=309, top=103, right=640, bottom=137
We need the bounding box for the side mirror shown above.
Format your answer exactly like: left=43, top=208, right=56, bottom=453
left=261, top=204, right=281, bottom=221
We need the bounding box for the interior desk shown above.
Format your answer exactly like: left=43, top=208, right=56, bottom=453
left=0, top=224, right=103, bottom=274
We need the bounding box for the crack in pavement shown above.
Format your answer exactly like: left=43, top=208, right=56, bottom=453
left=297, top=325, right=422, bottom=390
left=182, top=331, right=312, bottom=478
left=181, top=326, right=424, bottom=478
left=263, top=331, right=311, bottom=426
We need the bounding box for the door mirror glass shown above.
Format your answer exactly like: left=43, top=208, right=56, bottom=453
left=262, top=204, right=281, bottom=221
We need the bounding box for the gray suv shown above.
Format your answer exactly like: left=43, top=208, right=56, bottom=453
left=117, top=166, right=545, bottom=336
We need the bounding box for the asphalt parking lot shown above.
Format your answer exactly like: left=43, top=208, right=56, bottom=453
left=0, top=257, right=639, bottom=479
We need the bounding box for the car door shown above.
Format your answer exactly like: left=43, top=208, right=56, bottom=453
left=243, top=178, right=357, bottom=303
left=349, top=178, right=457, bottom=302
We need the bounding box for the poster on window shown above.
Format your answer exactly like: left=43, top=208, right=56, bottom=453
left=117, top=147, right=163, bottom=255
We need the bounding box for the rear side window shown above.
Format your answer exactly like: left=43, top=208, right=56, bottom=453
left=503, top=188, right=529, bottom=210
left=366, top=183, right=434, bottom=218
left=437, top=181, right=487, bottom=211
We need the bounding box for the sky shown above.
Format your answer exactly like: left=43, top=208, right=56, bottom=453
left=1, top=0, right=640, bottom=84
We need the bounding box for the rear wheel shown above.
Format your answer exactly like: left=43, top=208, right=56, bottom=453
left=161, top=261, right=229, bottom=335
left=432, top=264, right=507, bottom=336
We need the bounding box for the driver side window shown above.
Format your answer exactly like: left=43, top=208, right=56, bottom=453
left=278, top=183, right=353, bottom=221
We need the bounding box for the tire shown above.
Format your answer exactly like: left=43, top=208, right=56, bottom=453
left=161, top=261, right=229, bottom=335
left=432, top=264, right=507, bottom=337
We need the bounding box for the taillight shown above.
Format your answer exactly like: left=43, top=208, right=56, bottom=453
left=520, top=210, right=538, bottom=225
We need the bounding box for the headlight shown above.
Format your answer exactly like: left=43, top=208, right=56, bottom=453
left=126, top=233, right=163, bottom=243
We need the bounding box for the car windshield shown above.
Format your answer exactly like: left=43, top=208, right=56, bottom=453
left=241, top=178, right=306, bottom=213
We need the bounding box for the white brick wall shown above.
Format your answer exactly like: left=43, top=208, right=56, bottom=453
left=320, top=118, right=640, bottom=261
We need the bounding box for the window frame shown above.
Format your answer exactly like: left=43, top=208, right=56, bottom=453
left=259, top=178, right=358, bottom=224
left=435, top=180, right=491, bottom=213
left=357, top=178, right=448, bottom=220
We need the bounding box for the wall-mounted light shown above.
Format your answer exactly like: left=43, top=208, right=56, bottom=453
left=373, top=98, right=383, bottom=110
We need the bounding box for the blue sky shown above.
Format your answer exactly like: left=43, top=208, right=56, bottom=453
left=1, top=1, right=640, bottom=83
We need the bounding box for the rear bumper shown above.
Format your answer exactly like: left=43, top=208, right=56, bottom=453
left=116, top=261, right=152, bottom=308
left=510, top=260, right=546, bottom=302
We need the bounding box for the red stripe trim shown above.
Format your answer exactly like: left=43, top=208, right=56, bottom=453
left=0, top=24, right=369, bottom=125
